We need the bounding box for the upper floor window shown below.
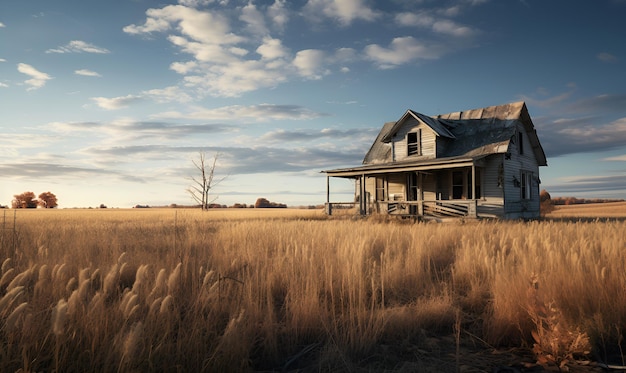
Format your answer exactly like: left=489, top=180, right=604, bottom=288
left=407, top=129, right=421, bottom=156
left=518, top=130, right=524, bottom=155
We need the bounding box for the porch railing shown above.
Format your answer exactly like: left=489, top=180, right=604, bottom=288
left=422, top=201, right=476, bottom=218
left=326, top=200, right=477, bottom=218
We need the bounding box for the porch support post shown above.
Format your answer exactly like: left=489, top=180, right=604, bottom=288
left=360, top=173, right=366, bottom=216
left=325, top=175, right=331, bottom=215
left=418, top=172, right=424, bottom=216
left=470, top=164, right=477, bottom=218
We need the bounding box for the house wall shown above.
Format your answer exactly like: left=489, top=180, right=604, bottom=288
left=391, top=117, right=437, bottom=162
left=502, top=125, right=541, bottom=219
left=477, top=154, right=506, bottom=218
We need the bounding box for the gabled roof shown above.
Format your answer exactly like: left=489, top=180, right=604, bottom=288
left=363, top=101, right=547, bottom=166
left=362, top=121, right=394, bottom=165
left=381, top=110, right=455, bottom=142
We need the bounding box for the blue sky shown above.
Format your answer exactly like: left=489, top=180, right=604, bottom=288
left=1, top=0, right=625, bottom=208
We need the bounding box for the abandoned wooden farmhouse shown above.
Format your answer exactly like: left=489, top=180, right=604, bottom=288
left=323, top=101, right=547, bottom=219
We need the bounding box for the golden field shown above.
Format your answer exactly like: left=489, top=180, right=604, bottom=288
left=0, top=207, right=625, bottom=372
left=547, top=201, right=626, bottom=218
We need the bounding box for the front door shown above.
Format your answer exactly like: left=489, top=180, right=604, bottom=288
left=452, top=171, right=464, bottom=199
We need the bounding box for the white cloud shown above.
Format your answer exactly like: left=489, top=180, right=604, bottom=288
left=0, top=58, right=6, bottom=62
left=268, top=0, right=288, bottom=30
left=123, top=3, right=355, bottom=97
left=17, top=63, right=52, bottom=90
left=0, top=22, right=5, bottom=27
left=91, top=95, right=143, bottom=110
left=240, top=2, right=268, bottom=36
left=364, top=37, right=442, bottom=69
left=46, top=40, right=110, bottom=54
left=256, top=37, right=289, bottom=60
left=75, top=69, right=102, bottom=77
left=293, top=49, right=328, bottom=79
left=167, top=35, right=242, bottom=63
left=304, top=0, right=379, bottom=25
left=0, top=82, right=8, bottom=88
left=183, top=59, right=288, bottom=97
left=170, top=61, right=198, bottom=74
left=125, top=5, right=243, bottom=45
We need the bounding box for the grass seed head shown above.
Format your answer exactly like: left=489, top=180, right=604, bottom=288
left=52, top=299, right=68, bottom=336
left=2, top=258, right=12, bottom=275
left=5, top=302, right=28, bottom=333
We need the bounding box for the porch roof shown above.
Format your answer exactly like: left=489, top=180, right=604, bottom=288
left=323, top=154, right=486, bottom=178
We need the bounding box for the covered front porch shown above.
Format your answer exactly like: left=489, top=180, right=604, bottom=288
left=324, top=157, right=486, bottom=219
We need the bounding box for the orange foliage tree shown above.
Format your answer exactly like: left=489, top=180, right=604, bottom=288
left=12, top=191, right=38, bottom=208
left=38, top=191, right=58, bottom=208
left=539, top=189, right=554, bottom=216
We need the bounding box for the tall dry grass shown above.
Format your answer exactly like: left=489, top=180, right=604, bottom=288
left=0, top=208, right=624, bottom=371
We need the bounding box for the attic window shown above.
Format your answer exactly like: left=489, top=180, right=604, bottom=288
left=518, top=131, right=524, bottom=155
left=407, top=130, right=421, bottom=156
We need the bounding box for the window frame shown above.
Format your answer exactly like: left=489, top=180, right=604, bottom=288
left=407, top=129, right=421, bottom=156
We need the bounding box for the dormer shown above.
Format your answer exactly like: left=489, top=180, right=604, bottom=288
left=381, top=110, right=455, bottom=162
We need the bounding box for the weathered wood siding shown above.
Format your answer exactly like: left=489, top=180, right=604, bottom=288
left=388, top=174, right=405, bottom=200
left=477, top=154, right=505, bottom=218
left=503, top=126, right=541, bottom=218
left=390, top=117, right=437, bottom=162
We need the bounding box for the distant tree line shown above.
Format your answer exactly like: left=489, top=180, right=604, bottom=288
left=11, top=192, right=58, bottom=209
left=254, top=198, right=286, bottom=208
left=551, top=196, right=625, bottom=205
left=540, top=189, right=624, bottom=216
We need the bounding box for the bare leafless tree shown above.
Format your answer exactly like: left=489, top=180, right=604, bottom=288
left=187, top=152, right=226, bottom=210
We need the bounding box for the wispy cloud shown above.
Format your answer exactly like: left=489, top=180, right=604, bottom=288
left=46, top=40, right=110, bottom=54
left=597, top=52, right=618, bottom=63
left=569, top=94, right=626, bottom=113
left=0, top=22, right=5, bottom=27
left=156, top=103, right=328, bottom=121
left=91, top=95, right=144, bottom=110
left=0, top=162, right=142, bottom=182
left=258, top=127, right=377, bottom=144
left=395, top=12, right=478, bottom=37
left=79, top=144, right=364, bottom=174
left=364, top=37, right=443, bottom=69
left=603, top=155, right=626, bottom=161
left=142, top=86, right=193, bottom=103
left=546, top=174, right=626, bottom=195
left=538, top=116, right=626, bottom=157
left=17, top=63, right=52, bottom=90
left=50, top=118, right=233, bottom=142
left=303, top=0, right=380, bottom=26
left=75, top=69, right=102, bottom=77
